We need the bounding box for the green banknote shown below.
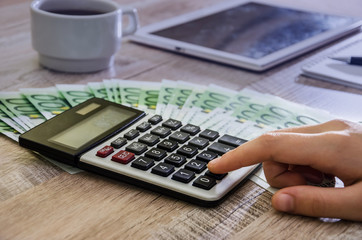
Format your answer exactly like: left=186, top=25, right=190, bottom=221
left=117, top=79, right=143, bottom=108
left=103, top=79, right=117, bottom=103
left=88, top=82, right=108, bottom=100
left=138, top=82, right=161, bottom=113
left=20, top=87, right=71, bottom=120
left=0, top=92, right=46, bottom=128
left=155, top=79, right=177, bottom=116
left=176, top=85, right=207, bottom=121
left=111, top=79, right=122, bottom=104
left=249, top=97, right=335, bottom=130
left=0, top=120, right=20, bottom=141
left=182, top=84, right=237, bottom=125
left=162, top=81, right=199, bottom=119
left=56, top=84, right=94, bottom=107
left=0, top=103, right=28, bottom=133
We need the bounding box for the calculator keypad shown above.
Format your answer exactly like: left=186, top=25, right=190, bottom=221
left=90, top=116, right=248, bottom=193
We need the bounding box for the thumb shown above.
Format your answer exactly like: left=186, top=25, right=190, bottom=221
left=272, top=182, right=362, bottom=221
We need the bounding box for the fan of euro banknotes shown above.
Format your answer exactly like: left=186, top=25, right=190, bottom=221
left=0, top=79, right=339, bottom=191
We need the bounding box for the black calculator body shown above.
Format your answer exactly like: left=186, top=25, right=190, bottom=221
left=19, top=98, right=258, bottom=206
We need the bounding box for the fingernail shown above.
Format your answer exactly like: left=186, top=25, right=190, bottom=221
left=274, top=193, right=294, bottom=212
left=207, top=157, right=221, bottom=168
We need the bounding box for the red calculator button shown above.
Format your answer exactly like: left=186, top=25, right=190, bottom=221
left=112, top=150, right=135, bottom=164
left=96, top=146, right=114, bottom=158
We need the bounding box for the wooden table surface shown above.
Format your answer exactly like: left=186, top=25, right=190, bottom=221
left=1, top=0, right=362, bottom=239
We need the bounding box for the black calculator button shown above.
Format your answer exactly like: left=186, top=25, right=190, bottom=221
left=199, top=129, right=219, bottom=141
left=169, top=131, right=190, bottom=143
left=185, top=160, right=207, bottom=173
left=139, top=134, right=160, bottom=146
left=110, top=137, right=127, bottom=149
left=193, top=175, right=216, bottom=190
left=189, top=137, right=209, bottom=149
left=180, top=124, right=200, bottom=136
left=196, top=151, right=218, bottom=163
left=145, top=148, right=167, bottom=161
left=131, top=157, right=155, bottom=170
left=218, top=134, right=247, bottom=147
left=151, top=126, right=171, bottom=138
left=162, top=119, right=182, bottom=130
left=148, top=115, right=162, bottom=125
left=151, top=163, right=175, bottom=177
left=205, top=170, right=228, bottom=180
left=172, top=169, right=195, bottom=183
left=124, top=129, right=140, bottom=140
left=164, top=153, right=186, bottom=167
left=125, top=142, right=148, bottom=155
left=157, top=139, right=178, bottom=152
left=208, top=142, right=235, bottom=156
left=177, top=145, right=198, bottom=158
left=136, top=122, right=152, bottom=132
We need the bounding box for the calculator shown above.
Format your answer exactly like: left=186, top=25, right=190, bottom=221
left=19, top=98, right=259, bottom=206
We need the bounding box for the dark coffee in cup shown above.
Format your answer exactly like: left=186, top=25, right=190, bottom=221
left=47, top=9, right=107, bottom=15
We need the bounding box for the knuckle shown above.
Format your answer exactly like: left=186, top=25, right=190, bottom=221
left=328, top=119, right=353, bottom=129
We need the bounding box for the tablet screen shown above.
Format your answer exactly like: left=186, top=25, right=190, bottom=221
left=152, top=2, right=356, bottom=59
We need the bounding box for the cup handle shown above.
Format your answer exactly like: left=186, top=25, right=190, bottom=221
left=122, top=8, right=140, bottom=37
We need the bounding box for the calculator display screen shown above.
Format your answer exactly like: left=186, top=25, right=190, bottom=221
left=49, top=106, right=136, bottom=150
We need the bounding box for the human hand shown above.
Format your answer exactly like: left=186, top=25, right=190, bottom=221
left=207, top=119, right=362, bottom=221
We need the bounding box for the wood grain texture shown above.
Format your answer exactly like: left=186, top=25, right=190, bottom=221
left=0, top=0, right=362, bottom=239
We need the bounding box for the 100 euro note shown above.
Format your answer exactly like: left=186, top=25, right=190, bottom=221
left=162, top=81, right=200, bottom=120
left=56, top=84, right=94, bottom=107
left=117, top=79, right=144, bottom=108
left=88, top=82, right=108, bottom=100
left=20, top=87, right=71, bottom=120
left=138, top=82, right=161, bottom=113
left=155, top=79, right=177, bottom=116
left=0, top=103, right=27, bottom=133
left=0, top=91, right=46, bottom=129
left=182, top=84, right=237, bottom=125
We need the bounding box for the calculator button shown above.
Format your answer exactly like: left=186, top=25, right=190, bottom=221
left=136, top=122, right=152, bottom=132
left=145, top=148, right=167, bottom=161
left=110, top=137, right=127, bottom=149
left=124, top=129, right=140, bottom=140
left=162, top=119, right=182, bottom=130
left=125, top=142, right=148, bottom=155
left=193, top=175, right=216, bottom=190
left=157, top=139, right=178, bottom=152
left=139, top=133, right=160, bottom=146
left=205, top=170, right=228, bottom=180
left=96, top=145, right=114, bottom=158
left=151, top=163, right=175, bottom=177
left=169, top=131, right=190, bottom=143
left=185, top=160, right=207, bottom=173
left=131, top=157, right=155, bottom=170
left=177, top=145, right=198, bottom=158
left=199, top=129, right=219, bottom=141
left=148, top=115, right=162, bottom=125
left=180, top=124, right=200, bottom=136
left=172, top=169, right=195, bottom=183
left=207, top=142, right=235, bottom=155
left=218, top=134, right=247, bottom=147
left=196, top=151, right=218, bottom=163
left=189, top=137, right=209, bottom=149
left=164, top=153, right=186, bottom=167
left=111, top=150, right=135, bottom=164
left=151, top=126, right=171, bottom=138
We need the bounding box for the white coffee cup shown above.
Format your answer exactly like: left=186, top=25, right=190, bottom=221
left=30, top=0, right=139, bottom=73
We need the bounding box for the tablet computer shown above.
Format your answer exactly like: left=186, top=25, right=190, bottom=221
left=130, top=0, right=361, bottom=71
